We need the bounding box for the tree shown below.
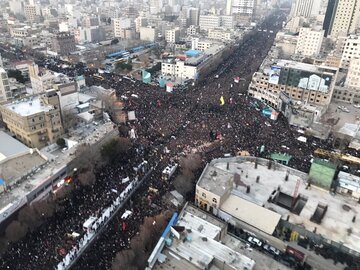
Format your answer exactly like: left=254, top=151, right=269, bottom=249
left=32, top=200, right=55, bottom=219
left=7, top=69, right=26, bottom=83
left=56, top=138, right=66, bottom=148
left=17, top=205, right=42, bottom=231
left=100, top=137, right=132, bottom=163
left=116, top=62, right=133, bottom=71
left=111, top=38, right=119, bottom=45
left=112, top=250, right=137, bottom=270
left=5, top=221, right=28, bottom=242
left=62, top=110, right=78, bottom=131
left=0, top=237, right=8, bottom=255
left=173, top=174, right=194, bottom=196
left=78, top=169, right=96, bottom=186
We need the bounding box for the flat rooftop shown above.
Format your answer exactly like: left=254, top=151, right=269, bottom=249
left=200, top=157, right=360, bottom=253
left=0, top=131, right=29, bottom=162
left=5, top=96, right=53, bottom=117
left=276, top=59, right=338, bottom=74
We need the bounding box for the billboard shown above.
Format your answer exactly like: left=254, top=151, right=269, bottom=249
left=268, top=66, right=281, bottom=85
left=297, top=71, right=332, bottom=92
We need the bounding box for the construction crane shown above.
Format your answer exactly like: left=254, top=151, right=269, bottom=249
left=314, top=148, right=360, bottom=166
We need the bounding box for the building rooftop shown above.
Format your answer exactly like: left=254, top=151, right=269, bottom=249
left=0, top=131, right=30, bottom=162
left=275, top=59, right=338, bottom=75
left=5, top=96, right=54, bottom=117
left=198, top=157, right=360, bottom=254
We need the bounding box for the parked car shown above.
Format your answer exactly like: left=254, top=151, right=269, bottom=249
left=263, top=244, right=280, bottom=256
left=247, top=236, right=263, bottom=248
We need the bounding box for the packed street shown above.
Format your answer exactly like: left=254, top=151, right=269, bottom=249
left=0, top=9, right=348, bottom=270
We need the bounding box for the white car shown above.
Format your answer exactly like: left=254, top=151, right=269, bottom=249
left=247, top=236, right=263, bottom=247
left=263, top=244, right=280, bottom=256
left=353, top=104, right=360, bottom=109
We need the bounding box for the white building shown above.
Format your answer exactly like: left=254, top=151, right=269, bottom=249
left=139, top=26, right=157, bottom=42
left=291, top=0, right=321, bottom=18
left=228, top=0, right=255, bottom=15
left=220, top=15, right=235, bottom=29
left=28, top=64, right=56, bottom=94
left=54, top=82, right=79, bottom=114
left=161, top=60, right=197, bottom=80
left=208, top=28, right=233, bottom=41
left=295, top=27, right=324, bottom=57
left=328, top=0, right=360, bottom=37
left=199, top=15, right=221, bottom=31
left=341, top=35, right=360, bottom=68
left=0, top=68, right=10, bottom=103
left=191, top=38, right=213, bottom=51
left=345, top=58, right=360, bottom=89
left=113, top=18, right=134, bottom=38
left=165, top=28, right=180, bottom=43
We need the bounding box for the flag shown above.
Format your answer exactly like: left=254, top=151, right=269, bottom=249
left=220, top=96, right=225, bottom=106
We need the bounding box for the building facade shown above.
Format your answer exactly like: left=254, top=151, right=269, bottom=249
left=52, top=32, right=76, bottom=56
left=341, top=35, right=360, bottom=68
left=0, top=68, right=10, bottom=103
left=248, top=60, right=338, bottom=109
left=295, top=27, right=324, bottom=57
left=0, top=91, right=64, bottom=149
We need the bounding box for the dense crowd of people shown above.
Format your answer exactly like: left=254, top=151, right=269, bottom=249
left=0, top=9, right=355, bottom=270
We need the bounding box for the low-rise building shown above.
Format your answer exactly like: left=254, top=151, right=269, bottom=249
left=195, top=156, right=360, bottom=255
left=28, top=64, right=56, bottom=94
left=165, top=28, right=180, bottom=43
left=52, top=32, right=76, bottom=56
left=140, top=26, right=157, bottom=42
left=248, top=59, right=338, bottom=110
left=208, top=28, right=233, bottom=41
left=0, top=91, right=64, bottom=148
left=147, top=203, right=256, bottom=270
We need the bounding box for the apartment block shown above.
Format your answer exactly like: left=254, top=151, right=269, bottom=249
left=295, top=27, right=324, bottom=57
left=0, top=68, right=10, bottom=103
left=0, top=91, right=64, bottom=149
left=340, top=35, right=360, bottom=68
left=52, top=32, right=76, bottom=56
left=165, top=28, right=180, bottom=43
left=208, top=28, right=233, bottom=41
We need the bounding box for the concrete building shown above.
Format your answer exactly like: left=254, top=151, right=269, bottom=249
left=290, top=0, right=321, bottom=18
left=52, top=32, right=76, bottom=56
left=220, top=15, right=235, bottom=29
left=199, top=15, right=221, bottom=31
left=53, top=82, right=79, bottom=113
left=135, top=17, right=148, bottom=33
left=165, top=28, right=180, bottom=43
left=295, top=27, right=324, bottom=57
left=191, top=38, right=213, bottom=51
left=346, top=58, right=360, bottom=89
left=194, top=156, right=360, bottom=255
left=0, top=68, right=10, bottom=103
left=161, top=59, right=198, bottom=81
left=24, top=5, right=39, bottom=22
left=9, top=0, right=25, bottom=16
left=147, top=203, right=255, bottom=270
left=113, top=18, right=134, bottom=38
left=74, top=26, right=106, bottom=44
left=188, top=7, right=200, bottom=26
left=227, top=0, right=255, bottom=15
left=208, top=28, right=233, bottom=41
left=140, top=26, right=157, bottom=42
left=0, top=91, right=64, bottom=149
left=326, top=0, right=360, bottom=37
left=29, top=64, right=56, bottom=94
left=248, top=59, right=338, bottom=109
left=341, top=35, right=360, bottom=68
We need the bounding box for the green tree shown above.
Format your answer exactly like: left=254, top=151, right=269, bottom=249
left=7, top=69, right=26, bottom=83
left=56, top=138, right=66, bottom=148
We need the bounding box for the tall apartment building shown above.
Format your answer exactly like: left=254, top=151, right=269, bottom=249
left=295, top=27, right=324, bottom=57
left=290, top=0, right=321, bottom=18
left=24, top=5, right=38, bottom=22
left=0, top=68, right=10, bottom=103
left=166, top=28, right=180, bottom=43
left=188, top=8, right=200, bottom=26
left=340, top=35, right=360, bottom=68
left=226, top=0, right=255, bottom=15
left=0, top=90, right=64, bottom=149
left=52, top=33, right=76, bottom=56
left=248, top=59, right=338, bottom=109
left=324, top=0, right=360, bottom=37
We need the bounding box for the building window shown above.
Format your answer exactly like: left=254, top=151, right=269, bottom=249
left=202, top=192, right=206, bottom=198
left=212, top=198, right=217, bottom=204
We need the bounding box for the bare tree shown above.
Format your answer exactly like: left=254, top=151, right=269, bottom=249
left=0, top=237, right=8, bottom=254
left=17, top=205, right=42, bottom=231
left=5, top=221, right=28, bottom=242
left=62, top=110, right=78, bottom=132
left=112, top=250, right=137, bottom=270
left=32, top=200, right=55, bottom=219
left=100, top=137, right=132, bottom=163
left=174, top=174, right=194, bottom=196
left=78, top=169, right=96, bottom=186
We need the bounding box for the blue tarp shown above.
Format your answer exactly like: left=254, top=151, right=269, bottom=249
left=0, top=179, right=5, bottom=186
left=185, top=49, right=201, bottom=57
